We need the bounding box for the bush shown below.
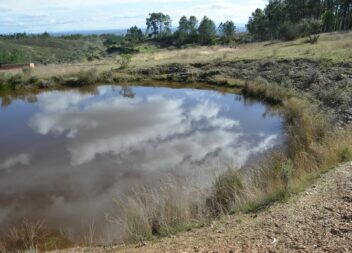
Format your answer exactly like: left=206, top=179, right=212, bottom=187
left=300, top=19, right=322, bottom=44
left=306, top=34, right=320, bottom=44
left=117, top=54, right=132, bottom=69
left=28, top=76, right=40, bottom=85
left=22, top=66, right=33, bottom=77
left=337, top=147, right=352, bottom=163
left=63, top=69, right=98, bottom=87
left=279, top=22, right=300, bottom=41
left=6, top=74, right=24, bottom=88
left=0, top=72, right=6, bottom=86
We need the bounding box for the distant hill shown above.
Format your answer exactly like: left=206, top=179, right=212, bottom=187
left=52, top=29, right=128, bottom=36
left=51, top=25, right=246, bottom=37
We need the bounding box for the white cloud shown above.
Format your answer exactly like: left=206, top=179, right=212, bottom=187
left=0, top=0, right=268, bottom=33
left=0, top=153, right=30, bottom=169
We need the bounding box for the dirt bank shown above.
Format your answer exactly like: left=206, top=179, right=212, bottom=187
left=50, top=162, right=352, bottom=253
left=130, top=59, right=352, bottom=125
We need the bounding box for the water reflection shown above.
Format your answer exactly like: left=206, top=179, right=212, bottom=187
left=0, top=85, right=283, bottom=240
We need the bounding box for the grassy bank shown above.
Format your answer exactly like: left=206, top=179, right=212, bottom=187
left=112, top=80, right=352, bottom=245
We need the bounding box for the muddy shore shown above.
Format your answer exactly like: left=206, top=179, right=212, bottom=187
left=126, top=59, right=352, bottom=125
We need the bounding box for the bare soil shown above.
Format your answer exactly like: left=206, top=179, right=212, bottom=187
left=131, top=59, right=352, bottom=125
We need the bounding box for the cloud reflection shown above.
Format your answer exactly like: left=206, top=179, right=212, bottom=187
left=0, top=85, right=282, bottom=239
left=29, top=88, right=247, bottom=167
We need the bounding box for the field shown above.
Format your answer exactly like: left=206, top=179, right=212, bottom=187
left=0, top=36, right=105, bottom=65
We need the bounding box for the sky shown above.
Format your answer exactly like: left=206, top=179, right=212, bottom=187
left=0, top=0, right=267, bottom=34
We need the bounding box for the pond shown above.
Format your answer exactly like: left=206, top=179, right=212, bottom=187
left=0, top=84, right=283, bottom=242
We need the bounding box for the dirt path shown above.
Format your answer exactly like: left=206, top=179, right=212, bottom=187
left=54, top=162, right=352, bottom=253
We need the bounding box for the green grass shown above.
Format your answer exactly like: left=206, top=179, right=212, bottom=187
left=0, top=37, right=105, bottom=64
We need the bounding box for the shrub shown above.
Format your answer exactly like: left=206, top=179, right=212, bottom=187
left=337, top=147, right=352, bottom=163
left=63, top=69, right=98, bottom=87
left=300, top=19, right=322, bottom=44
left=117, top=54, right=132, bottom=69
left=279, top=22, right=300, bottom=41
left=306, top=34, right=320, bottom=44
left=22, top=66, right=33, bottom=77
left=6, top=74, right=24, bottom=89
left=28, top=76, right=40, bottom=85
left=0, top=72, right=6, bottom=86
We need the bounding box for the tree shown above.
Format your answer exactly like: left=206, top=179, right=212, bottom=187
left=265, top=0, right=285, bottom=40
left=247, top=0, right=352, bottom=42
left=198, top=16, right=216, bottom=45
left=146, top=12, right=172, bottom=39
left=126, top=26, right=144, bottom=43
left=175, top=16, right=199, bottom=45
left=219, top=21, right=236, bottom=41
left=40, top=32, right=51, bottom=39
left=175, top=16, right=189, bottom=44
left=322, top=10, right=336, bottom=32
left=188, top=16, right=199, bottom=36
left=247, top=9, right=269, bottom=41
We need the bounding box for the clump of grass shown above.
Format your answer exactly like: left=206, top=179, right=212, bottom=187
left=0, top=72, right=6, bottom=85
left=117, top=54, right=132, bottom=69
left=208, top=170, right=253, bottom=215
left=6, top=73, right=24, bottom=89
left=0, top=219, right=73, bottom=253
left=22, top=66, right=33, bottom=78
left=110, top=177, right=208, bottom=243
left=63, top=69, right=98, bottom=87
left=241, top=79, right=292, bottom=104
left=337, top=147, right=352, bottom=163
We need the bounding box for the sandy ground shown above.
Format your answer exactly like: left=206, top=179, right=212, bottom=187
left=50, top=162, right=352, bottom=253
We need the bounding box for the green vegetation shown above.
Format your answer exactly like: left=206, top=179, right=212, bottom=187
left=247, top=0, right=352, bottom=42
left=125, top=26, right=144, bottom=44
left=0, top=35, right=105, bottom=64
left=146, top=12, right=172, bottom=39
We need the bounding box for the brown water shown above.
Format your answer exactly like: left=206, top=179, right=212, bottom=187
left=0, top=85, right=283, bottom=242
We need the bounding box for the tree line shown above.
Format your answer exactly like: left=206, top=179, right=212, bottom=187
left=247, top=0, right=352, bottom=41
left=125, top=13, right=236, bottom=46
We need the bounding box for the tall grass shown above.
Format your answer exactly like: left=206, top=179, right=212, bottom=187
left=116, top=79, right=352, bottom=243
left=108, top=176, right=208, bottom=244
left=0, top=220, right=73, bottom=253
left=209, top=80, right=352, bottom=214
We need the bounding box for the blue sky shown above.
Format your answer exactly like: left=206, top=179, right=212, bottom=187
left=0, top=0, right=267, bottom=33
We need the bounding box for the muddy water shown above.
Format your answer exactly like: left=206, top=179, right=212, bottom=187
left=0, top=85, right=283, bottom=242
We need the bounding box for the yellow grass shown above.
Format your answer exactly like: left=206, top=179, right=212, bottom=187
left=2, top=31, right=351, bottom=80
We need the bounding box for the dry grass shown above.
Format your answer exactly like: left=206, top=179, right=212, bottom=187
left=0, top=220, right=73, bottom=253
left=208, top=80, right=352, bottom=215
left=108, top=176, right=208, bottom=244
left=106, top=79, right=352, bottom=244
left=2, top=31, right=351, bottom=82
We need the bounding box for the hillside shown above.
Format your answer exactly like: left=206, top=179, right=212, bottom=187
left=0, top=37, right=105, bottom=64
